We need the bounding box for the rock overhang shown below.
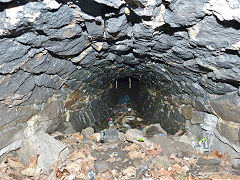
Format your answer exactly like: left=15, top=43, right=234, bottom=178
left=0, top=0, right=239, bottom=158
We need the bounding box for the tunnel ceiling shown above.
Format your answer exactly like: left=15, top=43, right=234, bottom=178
left=0, top=0, right=240, bottom=157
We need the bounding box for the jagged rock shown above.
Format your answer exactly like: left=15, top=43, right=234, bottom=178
left=85, top=20, right=104, bottom=39
left=17, top=131, right=69, bottom=175
left=106, top=14, right=128, bottom=34
left=163, top=0, right=206, bottom=27
left=200, top=113, right=218, bottom=132
left=100, top=128, right=120, bottom=143
left=204, top=0, right=240, bottom=23
left=211, top=93, right=240, bottom=123
left=188, top=15, right=240, bottom=50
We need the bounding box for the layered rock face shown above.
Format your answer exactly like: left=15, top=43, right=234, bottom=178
left=0, top=0, right=240, bottom=158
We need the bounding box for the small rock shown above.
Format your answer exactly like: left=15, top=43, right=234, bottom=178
left=155, top=158, right=172, bottom=169
left=81, top=127, right=94, bottom=136
left=95, top=160, right=110, bottom=173
left=196, top=157, right=221, bottom=166
left=126, top=129, right=157, bottom=149
left=100, top=128, right=120, bottom=143
left=231, top=158, right=240, bottom=170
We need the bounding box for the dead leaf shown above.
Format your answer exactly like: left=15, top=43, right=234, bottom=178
left=122, top=166, right=136, bottom=177
left=56, top=168, right=70, bottom=178
left=97, top=169, right=113, bottom=180
left=158, top=167, right=174, bottom=176
left=7, top=156, right=25, bottom=169
left=185, top=175, right=199, bottom=180
left=28, top=154, right=39, bottom=168
left=106, top=157, right=115, bottom=163
left=171, top=164, right=182, bottom=173
left=174, top=129, right=183, bottom=136
left=72, top=133, right=83, bottom=142
left=128, top=150, right=145, bottom=159
left=146, top=147, right=162, bottom=156
left=21, top=154, right=41, bottom=177
left=213, top=150, right=223, bottom=158
left=123, top=143, right=140, bottom=151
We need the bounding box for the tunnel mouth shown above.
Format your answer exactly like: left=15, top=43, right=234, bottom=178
left=62, top=75, right=187, bottom=136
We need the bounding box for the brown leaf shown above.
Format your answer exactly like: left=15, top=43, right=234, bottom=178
left=123, top=144, right=139, bottom=151
left=7, top=156, right=25, bottom=169
left=158, top=167, right=173, bottom=176
left=56, top=168, right=70, bottom=178
left=28, top=154, right=39, bottom=168
left=106, top=157, right=115, bottom=162
left=146, top=147, right=162, bottom=156
left=213, top=150, right=223, bottom=158
left=72, top=133, right=83, bottom=142
left=122, top=166, right=136, bottom=177
left=97, top=169, right=114, bottom=180
left=171, top=164, right=182, bottom=173
left=185, top=175, right=199, bottom=180
left=128, top=150, right=145, bottom=159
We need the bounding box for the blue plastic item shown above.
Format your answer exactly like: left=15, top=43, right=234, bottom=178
left=119, top=95, right=130, bottom=104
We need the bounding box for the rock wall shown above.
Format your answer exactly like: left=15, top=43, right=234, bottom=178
left=0, top=0, right=240, bottom=158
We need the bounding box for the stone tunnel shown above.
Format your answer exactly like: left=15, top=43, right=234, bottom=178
left=0, top=0, right=240, bottom=161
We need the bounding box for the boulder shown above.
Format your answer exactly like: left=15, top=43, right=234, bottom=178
left=81, top=127, right=94, bottom=136
left=142, top=123, right=167, bottom=137
left=17, top=131, right=69, bottom=175
left=100, top=128, right=120, bottom=143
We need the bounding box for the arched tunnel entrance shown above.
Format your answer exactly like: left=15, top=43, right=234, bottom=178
left=0, top=0, right=240, bottom=177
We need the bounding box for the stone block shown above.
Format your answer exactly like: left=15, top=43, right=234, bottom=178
left=17, top=131, right=69, bottom=175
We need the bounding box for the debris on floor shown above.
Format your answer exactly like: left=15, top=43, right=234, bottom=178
left=0, top=105, right=239, bottom=179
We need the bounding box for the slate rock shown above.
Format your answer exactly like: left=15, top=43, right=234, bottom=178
left=33, top=5, right=75, bottom=30
left=17, top=131, right=69, bottom=175
left=188, top=15, right=240, bottom=50
left=100, top=128, right=120, bottom=143
left=211, top=93, right=240, bottom=123
left=85, top=20, right=104, bottom=39
left=106, top=14, right=128, bottom=34
left=204, top=0, right=240, bottom=23
left=200, top=113, right=218, bottom=132
left=163, top=0, right=206, bottom=27
left=42, top=33, right=90, bottom=56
